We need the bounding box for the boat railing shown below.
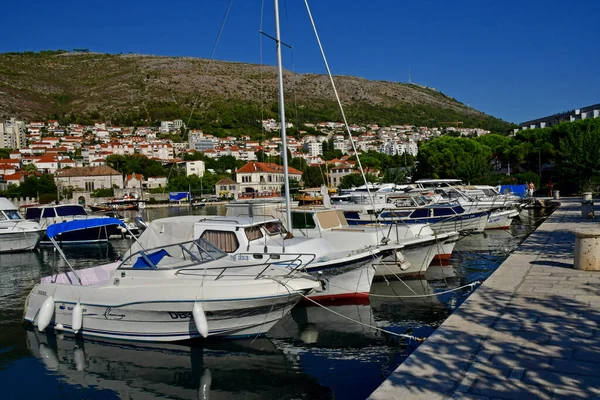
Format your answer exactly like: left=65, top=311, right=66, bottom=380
left=175, top=252, right=317, bottom=280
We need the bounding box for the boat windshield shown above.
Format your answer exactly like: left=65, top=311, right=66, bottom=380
left=118, top=239, right=227, bottom=270
left=4, top=210, right=22, bottom=220
left=56, top=205, right=87, bottom=216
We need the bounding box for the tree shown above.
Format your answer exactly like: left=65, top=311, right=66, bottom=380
left=339, top=173, right=378, bottom=189
left=23, top=164, right=38, bottom=174
left=302, top=166, right=327, bottom=188
left=0, top=148, right=11, bottom=159
left=358, top=155, right=381, bottom=174
left=416, top=136, right=492, bottom=183
left=557, top=119, right=600, bottom=190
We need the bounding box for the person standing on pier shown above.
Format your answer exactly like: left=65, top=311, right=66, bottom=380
left=528, top=182, right=535, bottom=197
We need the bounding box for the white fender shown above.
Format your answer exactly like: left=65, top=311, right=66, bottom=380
left=37, top=296, right=55, bottom=332
left=74, top=347, right=85, bottom=372
left=199, top=368, right=212, bottom=400
left=72, top=303, right=83, bottom=334
left=192, top=302, right=209, bottom=338
left=400, top=260, right=412, bottom=271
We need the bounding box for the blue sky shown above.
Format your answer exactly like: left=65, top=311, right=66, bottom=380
left=2, top=0, right=598, bottom=123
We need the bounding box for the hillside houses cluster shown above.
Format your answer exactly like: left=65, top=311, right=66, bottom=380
left=0, top=117, right=490, bottom=192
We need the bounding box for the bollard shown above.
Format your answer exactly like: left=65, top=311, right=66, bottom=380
left=581, top=201, right=595, bottom=219
left=573, top=229, right=600, bottom=271
left=583, top=192, right=593, bottom=201
left=553, top=190, right=560, bottom=200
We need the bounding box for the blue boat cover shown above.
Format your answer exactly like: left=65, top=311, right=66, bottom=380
left=132, top=249, right=169, bottom=269
left=169, top=192, right=190, bottom=201
left=499, top=185, right=527, bottom=198
left=46, top=218, right=125, bottom=238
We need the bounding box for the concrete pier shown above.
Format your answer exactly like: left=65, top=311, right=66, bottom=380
left=369, top=199, right=600, bottom=400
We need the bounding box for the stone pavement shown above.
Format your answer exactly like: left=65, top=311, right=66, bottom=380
left=369, top=199, right=600, bottom=400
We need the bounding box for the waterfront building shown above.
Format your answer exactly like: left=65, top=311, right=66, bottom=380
left=235, top=161, right=302, bottom=195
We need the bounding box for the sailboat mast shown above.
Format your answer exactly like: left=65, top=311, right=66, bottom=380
left=274, top=0, right=292, bottom=233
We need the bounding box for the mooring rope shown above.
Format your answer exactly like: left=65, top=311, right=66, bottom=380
left=272, top=278, right=425, bottom=342
left=369, top=281, right=481, bottom=298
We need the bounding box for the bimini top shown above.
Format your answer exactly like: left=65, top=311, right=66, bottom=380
left=46, top=218, right=125, bottom=238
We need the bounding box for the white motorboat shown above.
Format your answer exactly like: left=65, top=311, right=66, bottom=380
left=283, top=207, right=457, bottom=278
left=23, top=218, right=322, bottom=342
left=129, top=215, right=388, bottom=301
left=227, top=201, right=458, bottom=278
left=343, top=201, right=489, bottom=234
left=0, top=198, right=44, bottom=252
left=413, top=179, right=521, bottom=229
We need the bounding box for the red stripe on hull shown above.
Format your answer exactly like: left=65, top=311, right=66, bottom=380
left=433, top=253, right=452, bottom=261
left=304, top=292, right=370, bottom=305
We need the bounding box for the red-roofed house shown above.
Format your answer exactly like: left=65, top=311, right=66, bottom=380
left=59, top=158, right=77, bottom=169
left=236, top=162, right=302, bottom=195
left=327, top=161, right=356, bottom=187
left=0, top=164, right=17, bottom=175
left=4, top=172, right=25, bottom=186
left=34, top=156, right=60, bottom=173
left=0, top=158, right=20, bottom=168
left=125, top=173, right=143, bottom=189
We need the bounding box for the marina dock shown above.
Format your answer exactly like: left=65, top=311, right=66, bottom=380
left=369, top=199, right=600, bottom=400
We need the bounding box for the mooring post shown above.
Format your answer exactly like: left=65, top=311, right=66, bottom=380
left=573, top=228, right=600, bottom=271
left=581, top=192, right=594, bottom=219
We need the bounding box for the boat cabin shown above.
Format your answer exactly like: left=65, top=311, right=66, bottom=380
left=0, top=198, right=25, bottom=221
left=25, top=204, right=88, bottom=221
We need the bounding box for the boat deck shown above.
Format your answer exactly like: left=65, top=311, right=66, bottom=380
left=369, top=198, right=600, bottom=400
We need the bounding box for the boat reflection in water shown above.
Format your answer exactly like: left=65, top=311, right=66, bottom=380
left=370, top=276, right=452, bottom=326
left=27, top=330, right=332, bottom=399
left=268, top=301, right=428, bottom=400
left=270, top=303, right=379, bottom=348
left=454, top=230, right=519, bottom=255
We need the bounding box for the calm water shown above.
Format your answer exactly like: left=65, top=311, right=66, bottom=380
left=0, top=206, right=552, bottom=399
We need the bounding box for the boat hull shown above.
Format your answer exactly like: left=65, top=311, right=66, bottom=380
left=306, top=254, right=380, bottom=301
left=374, top=241, right=438, bottom=278
left=24, top=278, right=315, bottom=342
left=485, top=209, right=519, bottom=230
left=0, top=229, right=44, bottom=252
left=346, top=210, right=489, bottom=234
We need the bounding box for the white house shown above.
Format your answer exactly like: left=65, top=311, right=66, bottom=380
left=235, top=162, right=302, bottom=195
left=186, top=160, right=205, bottom=177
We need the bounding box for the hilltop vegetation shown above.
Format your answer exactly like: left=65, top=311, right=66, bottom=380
left=0, top=51, right=514, bottom=134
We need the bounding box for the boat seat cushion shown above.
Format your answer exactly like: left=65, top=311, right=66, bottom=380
left=41, top=261, right=119, bottom=286
left=133, top=249, right=170, bottom=269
